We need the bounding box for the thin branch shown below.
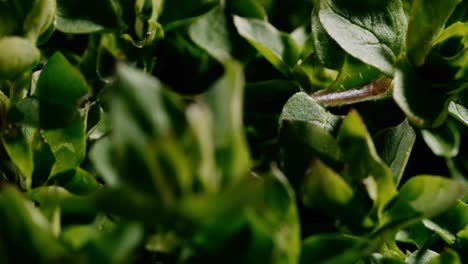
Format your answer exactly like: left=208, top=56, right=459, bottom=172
left=311, top=77, right=393, bottom=107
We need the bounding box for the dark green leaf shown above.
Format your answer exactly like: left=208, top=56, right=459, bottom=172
left=393, top=59, right=452, bottom=128
left=300, top=234, right=375, bottom=264
left=35, top=52, right=89, bottom=107
left=228, top=0, right=267, bottom=19
left=0, top=186, right=68, bottom=262
left=159, top=0, right=219, bottom=31
left=406, top=0, right=461, bottom=66
left=82, top=222, right=143, bottom=263
left=374, top=120, right=417, bottom=185
left=315, top=0, right=407, bottom=76
left=54, top=168, right=101, bottom=195
left=56, top=0, right=123, bottom=33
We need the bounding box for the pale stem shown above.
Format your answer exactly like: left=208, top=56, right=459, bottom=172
left=311, top=77, right=393, bottom=107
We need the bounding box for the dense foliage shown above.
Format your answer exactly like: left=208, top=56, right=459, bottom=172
left=0, top=0, right=467, bottom=263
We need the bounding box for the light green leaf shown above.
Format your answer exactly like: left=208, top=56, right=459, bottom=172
left=89, top=137, right=120, bottom=187
left=234, top=15, right=300, bottom=76
left=374, top=120, right=416, bottom=185
left=189, top=6, right=232, bottom=62
left=382, top=176, right=466, bottom=227
left=337, top=110, right=397, bottom=212
left=406, top=250, right=439, bottom=264
left=421, top=119, right=460, bottom=158
left=328, top=55, right=382, bottom=91
left=427, top=249, right=462, bottom=264
left=280, top=92, right=341, bottom=134
left=42, top=112, right=86, bottom=177
left=186, top=104, right=218, bottom=193
left=301, top=158, right=354, bottom=216
left=0, top=37, right=40, bottom=80
left=449, top=101, right=468, bottom=126
left=201, top=60, right=250, bottom=187
left=1, top=129, right=34, bottom=189
left=406, top=0, right=461, bottom=66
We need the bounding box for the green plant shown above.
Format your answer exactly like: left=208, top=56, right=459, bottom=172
left=0, top=0, right=467, bottom=263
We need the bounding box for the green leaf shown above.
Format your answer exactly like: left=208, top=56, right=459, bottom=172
left=184, top=167, right=300, bottom=263
left=0, top=36, right=40, bottom=80
left=56, top=0, right=123, bottom=33
left=337, top=110, right=397, bottom=212
left=13, top=52, right=91, bottom=129
left=189, top=6, right=232, bottom=62
left=300, top=158, right=354, bottom=216
left=300, top=234, right=375, bottom=264
left=245, top=167, right=300, bottom=264
left=228, top=0, right=267, bottom=19
left=406, top=0, right=461, bottom=66
left=421, top=119, right=460, bottom=158
left=23, top=0, right=56, bottom=40
left=82, top=222, right=144, bottom=263
left=1, top=129, right=34, bottom=189
left=54, top=168, right=101, bottom=195
left=427, top=249, right=462, bottom=264
left=421, top=219, right=457, bottom=245
left=280, top=92, right=341, bottom=134
left=328, top=55, right=382, bottom=91
left=115, top=63, right=170, bottom=131
left=280, top=120, right=342, bottom=166
left=89, top=137, right=120, bottom=187
left=62, top=214, right=116, bottom=250
left=159, top=0, right=219, bottom=31
left=201, top=60, right=250, bottom=187
left=0, top=186, right=67, bottom=262
left=374, top=120, right=417, bottom=185
left=449, top=101, right=468, bottom=126
left=234, top=15, right=300, bottom=76
left=186, top=104, right=218, bottom=193
left=36, top=52, right=89, bottom=107
left=311, top=8, right=345, bottom=70
left=433, top=200, right=468, bottom=234
left=42, top=112, right=86, bottom=177
left=406, top=250, right=440, bottom=264
left=382, top=176, right=466, bottom=228
left=315, top=0, right=407, bottom=76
